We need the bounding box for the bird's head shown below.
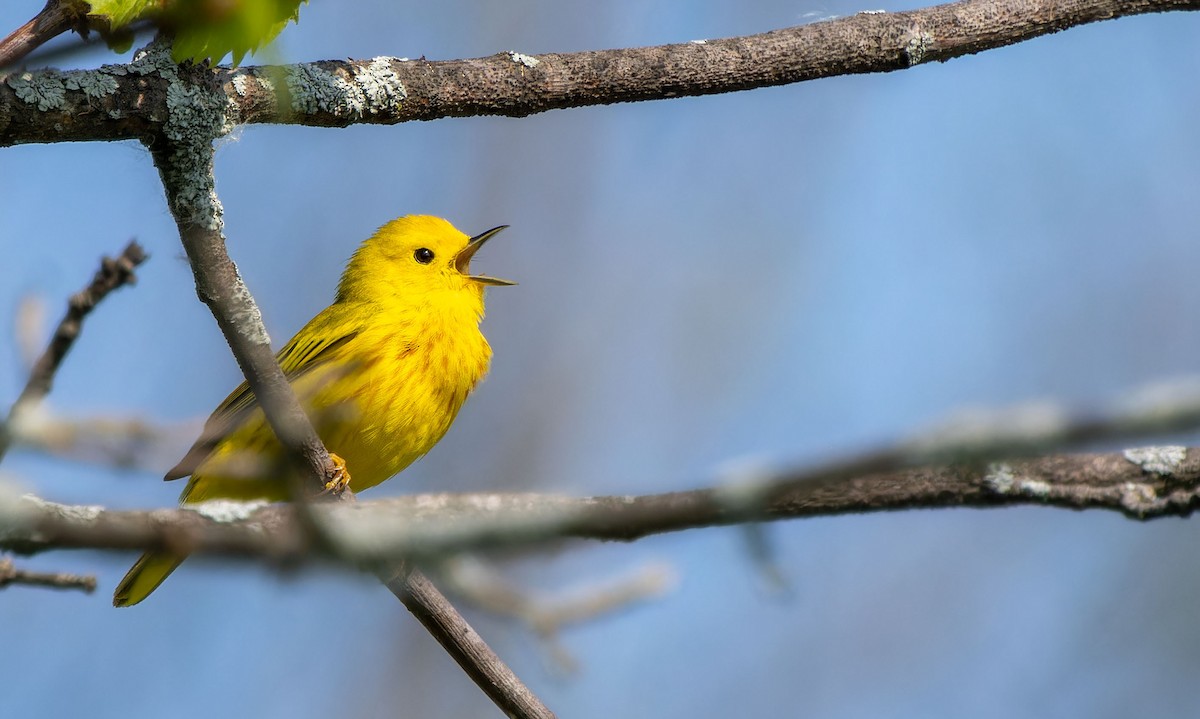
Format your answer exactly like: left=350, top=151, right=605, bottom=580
left=336, top=215, right=514, bottom=311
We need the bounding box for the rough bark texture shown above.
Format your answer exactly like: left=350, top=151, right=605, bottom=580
left=1, top=0, right=1197, bottom=146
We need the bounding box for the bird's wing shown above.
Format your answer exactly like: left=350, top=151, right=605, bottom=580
left=164, top=306, right=361, bottom=481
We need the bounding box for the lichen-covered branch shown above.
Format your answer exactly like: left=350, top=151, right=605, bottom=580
left=2, top=0, right=1197, bottom=146
left=139, top=41, right=550, bottom=718
left=0, top=240, right=146, bottom=462
left=4, top=446, right=1197, bottom=561
left=142, top=40, right=338, bottom=494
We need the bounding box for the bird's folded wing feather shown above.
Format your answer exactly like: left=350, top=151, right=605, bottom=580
left=165, top=306, right=361, bottom=481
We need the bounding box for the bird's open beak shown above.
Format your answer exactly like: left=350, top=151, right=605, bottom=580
left=455, top=225, right=516, bottom=286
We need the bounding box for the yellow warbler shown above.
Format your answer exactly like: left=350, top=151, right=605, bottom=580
left=114, top=215, right=513, bottom=607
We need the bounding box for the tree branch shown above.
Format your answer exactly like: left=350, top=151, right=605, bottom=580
left=144, top=51, right=337, bottom=495
left=2, top=0, right=1196, bottom=146
left=0, top=0, right=87, bottom=69
left=436, top=556, right=675, bottom=673
left=0, top=556, right=96, bottom=593
left=142, top=42, right=553, bottom=718
left=0, top=240, right=146, bottom=462
left=4, top=446, right=1196, bottom=561
left=383, top=565, right=558, bottom=719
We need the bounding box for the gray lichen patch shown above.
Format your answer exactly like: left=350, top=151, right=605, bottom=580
left=508, top=51, right=540, bottom=68
left=1123, top=446, right=1187, bottom=476
left=129, top=39, right=179, bottom=76
left=8, top=71, right=67, bottom=111
left=286, top=62, right=360, bottom=116
left=165, top=80, right=228, bottom=142
left=160, top=74, right=232, bottom=234
left=64, top=71, right=120, bottom=99
left=904, top=30, right=934, bottom=66
left=157, top=139, right=227, bottom=233
left=228, top=272, right=272, bottom=346
left=353, top=57, right=407, bottom=115
left=286, top=60, right=406, bottom=119
left=983, top=463, right=1016, bottom=493
left=231, top=73, right=250, bottom=97
left=983, top=463, right=1050, bottom=498
left=126, top=39, right=236, bottom=235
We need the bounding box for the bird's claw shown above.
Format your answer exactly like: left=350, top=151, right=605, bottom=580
left=323, top=453, right=351, bottom=494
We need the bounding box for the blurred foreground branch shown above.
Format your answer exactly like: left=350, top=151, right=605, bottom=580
left=4, top=445, right=1198, bottom=561
left=12, top=410, right=196, bottom=472
left=438, top=556, right=676, bottom=673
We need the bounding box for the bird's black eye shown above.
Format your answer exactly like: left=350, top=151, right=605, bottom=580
left=414, top=248, right=435, bottom=264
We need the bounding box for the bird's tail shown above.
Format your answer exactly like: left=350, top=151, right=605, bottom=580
left=112, top=552, right=186, bottom=607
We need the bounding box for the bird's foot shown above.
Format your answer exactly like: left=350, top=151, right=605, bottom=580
left=323, top=453, right=351, bottom=494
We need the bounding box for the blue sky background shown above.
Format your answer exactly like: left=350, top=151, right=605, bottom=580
left=3, top=1, right=1200, bottom=717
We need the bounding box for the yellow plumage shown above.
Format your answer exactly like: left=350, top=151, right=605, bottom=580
left=114, top=215, right=513, bottom=606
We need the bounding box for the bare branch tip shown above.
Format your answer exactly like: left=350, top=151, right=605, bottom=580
left=0, top=557, right=97, bottom=593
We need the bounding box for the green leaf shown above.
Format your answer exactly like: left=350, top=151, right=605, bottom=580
left=86, top=0, right=306, bottom=65
left=87, top=0, right=158, bottom=29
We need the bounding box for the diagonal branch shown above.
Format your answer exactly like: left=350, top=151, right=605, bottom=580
left=0, top=0, right=88, bottom=69
left=144, top=49, right=555, bottom=719
left=149, top=137, right=339, bottom=493
left=0, top=240, right=146, bottom=462
left=142, top=45, right=338, bottom=496
left=383, top=566, right=557, bottom=719
left=2, top=0, right=1197, bottom=146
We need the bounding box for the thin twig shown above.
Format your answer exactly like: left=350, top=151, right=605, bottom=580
left=0, top=556, right=96, bottom=593
left=0, top=0, right=87, bottom=70
left=0, top=240, right=147, bottom=462
left=383, top=565, right=558, bottom=719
